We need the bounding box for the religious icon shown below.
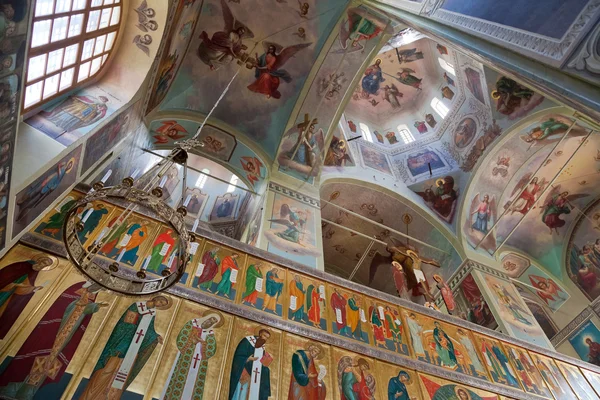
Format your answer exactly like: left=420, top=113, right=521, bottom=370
left=361, top=59, right=385, bottom=98
left=425, top=113, right=436, bottom=128
left=365, top=299, right=409, bottom=355
left=466, top=193, right=497, bottom=250
left=210, top=193, right=239, bottom=221
left=555, top=360, right=597, bottom=400
left=141, top=225, right=185, bottom=281
left=241, top=258, right=285, bottom=316
left=287, top=274, right=327, bottom=331
left=502, top=343, right=552, bottom=398
left=527, top=270, right=568, bottom=310
left=0, top=246, right=59, bottom=339
left=153, top=120, right=188, bottom=144
left=377, top=364, right=420, bottom=400
left=383, top=83, right=403, bottom=109
left=397, top=48, right=424, bottom=63
left=347, top=120, right=357, bottom=133
left=540, top=185, right=588, bottom=234
left=328, top=285, right=369, bottom=343
left=335, top=352, right=376, bottom=400
left=418, top=373, right=497, bottom=400
left=37, top=94, right=109, bottom=133
left=518, top=115, right=587, bottom=149
left=580, top=369, right=600, bottom=398
left=324, top=134, right=353, bottom=167
left=179, top=187, right=207, bottom=222
left=471, top=333, right=520, bottom=388
left=225, top=321, right=281, bottom=400
left=192, top=242, right=244, bottom=301
left=197, top=0, right=254, bottom=71
left=78, top=296, right=172, bottom=399
left=75, top=202, right=112, bottom=245
left=33, top=193, right=82, bottom=241
left=414, top=120, right=428, bottom=134
left=161, top=310, right=225, bottom=400
left=395, top=68, right=422, bottom=90
left=436, top=44, right=448, bottom=55
left=433, top=274, right=456, bottom=314
left=443, top=72, right=454, bottom=86
left=285, top=335, right=329, bottom=400
left=278, top=114, right=325, bottom=178
left=247, top=41, right=311, bottom=99
left=441, top=86, right=454, bottom=100
left=96, top=214, right=157, bottom=267
left=456, top=328, right=489, bottom=379
left=491, top=76, right=544, bottom=120
left=385, top=131, right=399, bottom=144
left=0, top=281, right=109, bottom=399
left=568, top=320, right=600, bottom=367
left=529, top=353, right=576, bottom=399
left=373, top=130, right=384, bottom=144
left=240, top=156, right=264, bottom=187
left=415, top=176, right=459, bottom=223
left=453, top=117, right=476, bottom=149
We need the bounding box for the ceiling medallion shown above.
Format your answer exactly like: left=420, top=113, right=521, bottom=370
left=63, top=144, right=200, bottom=296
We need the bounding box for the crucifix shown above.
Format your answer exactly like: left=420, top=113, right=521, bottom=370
left=135, top=329, right=145, bottom=344
left=253, top=367, right=261, bottom=383
left=193, top=353, right=202, bottom=369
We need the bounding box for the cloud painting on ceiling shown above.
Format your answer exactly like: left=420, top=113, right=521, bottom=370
left=441, top=0, right=590, bottom=40
left=159, top=0, right=370, bottom=158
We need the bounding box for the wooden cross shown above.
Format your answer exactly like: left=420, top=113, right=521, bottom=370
left=193, top=353, right=201, bottom=369
left=135, top=328, right=145, bottom=343
left=253, top=367, right=261, bottom=383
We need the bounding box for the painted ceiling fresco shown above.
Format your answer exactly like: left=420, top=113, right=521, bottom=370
left=320, top=182, right=462, bottom=297
left=153, top=0, right=393, bottom=160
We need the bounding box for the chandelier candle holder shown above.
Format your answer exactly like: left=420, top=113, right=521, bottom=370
left=63, top=145, right=198, bottom=296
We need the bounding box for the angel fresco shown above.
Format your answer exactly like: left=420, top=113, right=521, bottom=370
left=382, top=83, right=403, bottom=109
left=337, top=356, right=376, bottom=400
left=247, top=41, right=311, bottom=99
left=465, top=194, right=496, bottom=252
left=519, top=116, right=588, bottom=149
left=153, top=120, right=187, bottom=144
left=395, top=68, right=422, bottom=90
left=269, top=204, right=308, bottom=245
left=133, top=34, right=152, bottom=56
left=396, top=48, right=424, bottom=64
left=492, top=76, right=544, bottom=119
left=324, top=135, right=352, bottom=167
left=541, top=186, right=588, bottom=234
left=240, top=156, right=264, bottom=187
left=506, top=175, right=548, bottom=216
left=470, top=194, right=494, bottom=235
left=337, top=7, right=390, bottom=54
left=197, top=0, right=254, bottom=71
left=529, top=274, right=567, bottom=308
left=278, top=115, right=324, bottom=177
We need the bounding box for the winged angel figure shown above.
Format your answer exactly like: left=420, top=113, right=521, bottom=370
left=247, top=41, right=311, bottom=99
left=277, top=115, right=325, bottom=177
left=519, top=114, right=588, bottom=150
left=264, top=203, right=320, bottom=256
left=369, top=237, right=440, bottom=300
left=337, top=356, right=376, bottom=400
left=197, top=0, right=254, bottom=70
left=337, top=7, right=391, bottom=54
left=540, top=185, right=588, bottom=234
left=505, top=173, right=548, bottom=216
left=464, top=193, right=497, bottom=252
left=133, top=34, right=152, bottom=56
left=134, top=0, right=157, bottom=32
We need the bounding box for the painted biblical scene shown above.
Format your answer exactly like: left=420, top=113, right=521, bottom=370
left=470, top=333, right=520, bottom=389
left=327, top=285, right=369, bottom=344
left=240, top=258, right=285, bottom=317
left=0, top=272, right=114, bottom=400
left=0, top=245, right=63, bottom=342
left=452, top=274, right=497, bottom=330
left=568, top=320, right=600, bottom=367
left=264, top=193, right=319, bottom=268
left=376, top=364, right=422, bottom=400
left=410, top=174, right=460, bottom=225
left=485, top=69, right=546, bottom=121
left=402, top=310, right=489, bottom=380
left=332, top=348, right=377, bottom=400
left=474, top=271, right=552, bottom=349
left=25, top=87, right=119, bottom=145
left=554, top=360, right=598, bottom=400
left=502, top=343, right=552, bottom=398
left=73, top=295, right=174, bottom=399
left=281, top=333, right=332, bottom=400
left=406, top=150, right=445, bottom=178
left=277, top=113, right=325, bottom=182
left=221, top=318, right=282, bottom=400
left=529, top=353, right=576, bottom=400
left=13, top=145, right=83, bottom=237
left=191, top=241, right=246, bottom=301
left=32, top=191, right=84, bottom=242
left=499, top=253, right=530, bottom=278
left=324, top=127, right=354, bottom=168
left=148, top=300, right=231, bottom=400
left=141, top=224, right=187, bottom=283
left=516, top=265, right=569, bottom=312
left=286, top=273, right=327, bottom=331
left=365, top=298, right=409, bottom=356
left=418, top=373, right=498, bottom=400
left=359, top=144, right=392, bottom=175
left=93, top=212, right=159, bottom=268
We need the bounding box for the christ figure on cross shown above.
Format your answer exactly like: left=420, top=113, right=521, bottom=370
left=228, top=329, right=273, bottom=400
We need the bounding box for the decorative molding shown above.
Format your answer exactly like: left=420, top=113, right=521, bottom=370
left=566, top=21, right=600, bottom=83
left=447, top=259, right=473, bottom=291
left=420, top=0, right=446, bottom=17
left=268, top=182, right=320, bottom=208
left=551, top=307, right=593, bottom=347
left=432, top=1, right=600, bottom=66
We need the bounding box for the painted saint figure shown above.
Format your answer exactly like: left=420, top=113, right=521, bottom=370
left=0, top=282, right=106, bottom=400
left=39, top=95, right=108, bottom=132
left=288, top=343, right=327, bottom=400
left=215, top=254, right=239, bottom=298
left=542, top=191, right=572, bottom=234
left=457, top=329, right=485, bottom=377
left=406, top=313, right=425, bottom=359
left=471, top=194, right=491, bottom=233
left=387, top=371, right=411, bottom=400
left=77, top=204, right=109, bottom=243
left=433, top=274, right=455, bottom=314
left=242, top=262, right=264, bottom=306
left=146, top=228, right=176, bottom=273
left=369, top=306, right=386, bottom=348
left=330, top=288, right=347, bottom=335
left=433, top=322, right=457, bottom=368
left=289, top=275, right=306, bottom=321
left=263, top=268, right=283, bottom=313
left=193, top=247, right=220, bottom=291
left=337, top=357, right=375, bottom=400
left=228, top=329, right=273, bottom=400
left=34, top=198, right=77, bottom=239
left=395, top=68, right=422, bottom=90
left=361, top=59, right=384, bottom=97
left=161, top=312, right=224, bottom=400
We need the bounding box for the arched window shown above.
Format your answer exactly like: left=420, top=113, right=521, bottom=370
left=397, top=124, right=415, bottom=144
left=24, top=0, right=122, bottom=110
left=226, top=174, right=239, bottom=193
left=438, top=57, right=455, bottom=76
left=196, top=168, right=210, bottom=189
left=431, top=97, right=449, bottom=118
left=359, top=122, right=373, bottom=143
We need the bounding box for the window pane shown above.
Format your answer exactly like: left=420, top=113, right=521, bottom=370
left=82, top=38, right=95, bottom=61
left=105, top=31, right=116, bottom=51
left=90, top=57, right=102, bottom=76
left=25, top=82, right=44, bottom=108
left=91, top=0, right=103, bottom=6
left=102, top=54, right=108, bottom=65
left=72, top=0, right=86, bottom=10
left=46, top=48, right=64, bottom=74
left=99, top=8, right=111, bottom=29
left=94, top=35, right=106, bottom=56
left=104, top=0, right=114, bottom=4
left=78, top=61, right=90, bottom=82
left=68, top=13, right=84, bottom=37
left=35, top=0, right=55, bottom=17
left=55, top=0, right=72, bottom=13
left=110, top=6, right=120, bottom=26
left=51, top=16, right=69, bottom=42
left=63, top=43, right=79, bottom=67
left=27, top=54, right=47, bottom=82
left=60, top=68, right=75, bottom=90
left=43, top=74, right=60, bottom=99
left=86, top=10, right=101, bottom=32
left=31, top=20, right=52, bottom=48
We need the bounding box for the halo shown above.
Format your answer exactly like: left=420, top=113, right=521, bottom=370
left=435, top=178, right=445, bottom=186
left=491, top=90, right=500, bottom=99
left=307, top=342, right=325, bottom=359
left=375, top=58, right=382, bottom=64
left=433, top=273, right=442, bottom=281
left=454, top=386, right=472, bottom=400
left=201, top=309, right=225, bottom=328
left=32, top=253, right=59, bottom=271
